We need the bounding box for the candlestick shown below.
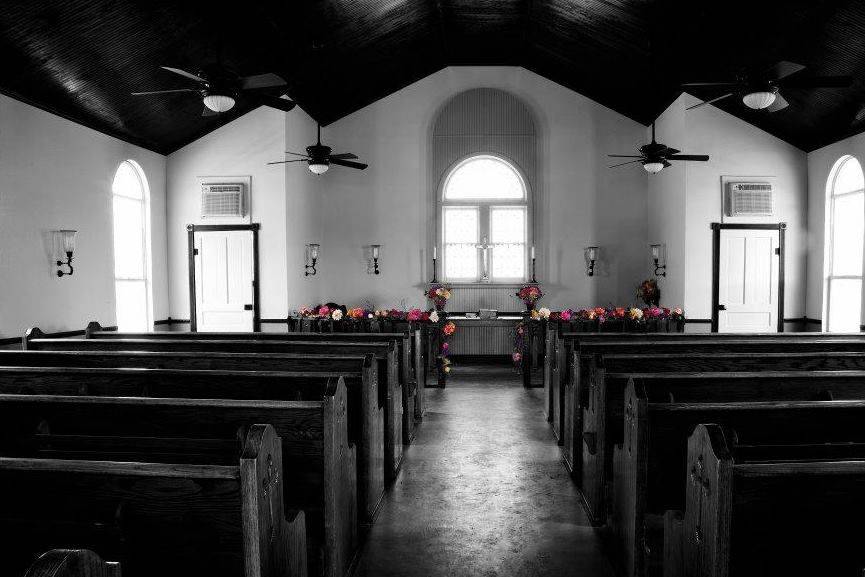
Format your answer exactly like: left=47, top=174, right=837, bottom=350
left=531, top=246, right=535, bottom=259
left=433, top=246, right=437, bottom=260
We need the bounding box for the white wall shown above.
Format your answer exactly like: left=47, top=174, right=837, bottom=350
left=648, top=94, right=809, bottom=323
left=165, top=104, right=321, bottom=320
left=311, top=67, right=649, bottom=311
left=806, top=132, right=865, bottom=323
left=0, top=94, right=168, bottom=338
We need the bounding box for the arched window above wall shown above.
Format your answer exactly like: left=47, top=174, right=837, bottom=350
left=112, top=160, right=152, bottom=331
left=433, top=88, right=537, bottom=286
left=824, top=155, right=864, bottom=332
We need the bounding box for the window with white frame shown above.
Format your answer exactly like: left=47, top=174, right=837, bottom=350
left=441, top=155, right=529, bottom=283
left=824, top=155, right=865, bottom=332
left=112, top=160, right=153, bottom=331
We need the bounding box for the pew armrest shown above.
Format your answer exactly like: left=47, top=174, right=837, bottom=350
left=285, top=510, right=308, bottom=577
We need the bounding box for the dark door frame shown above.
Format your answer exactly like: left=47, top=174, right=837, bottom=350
left=711, top=222, right=786, bottom=333
left=187, top=223, right=261, bottom=332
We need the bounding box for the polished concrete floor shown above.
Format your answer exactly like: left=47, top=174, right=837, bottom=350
left=354, top=362, right=616, bottom=577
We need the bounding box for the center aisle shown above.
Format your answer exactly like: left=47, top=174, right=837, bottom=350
left=354, top=362, right=616, bottom=577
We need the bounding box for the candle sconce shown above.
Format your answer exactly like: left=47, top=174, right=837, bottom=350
left=305, top=243, right=319, bottom=276
left=650, top=243, right=667, bottom=277
left=585, top=246, right=598, bottom=277
left=369, top=244, right=381, bottom=275
left=54, top=229, right=78, bottom=277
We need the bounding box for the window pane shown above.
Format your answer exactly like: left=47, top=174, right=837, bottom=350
left=444, top=156, right=525, bottom=200
left=828, top=278, right=862, bottom=332
left=491, top=207, right=526, bottom=279
left=112, top=161, right=144, bottom=199
left=443, top=206, right=478, bottom=279
left=831, top=192, right=864, bottom=276
left=113, top=196, right=145, bottom=279
left=834, top=157, right=865, bottom=196
left=115, top=279, right=148, bottom=331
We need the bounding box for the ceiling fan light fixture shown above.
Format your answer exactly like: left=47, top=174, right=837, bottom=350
left=203, top=94, right=236, bottom=113
left=742, top=91, right=777, bottom=110
left=308, top=161, right=329, bottom=175
left=643, top=161, right=665, bottom=174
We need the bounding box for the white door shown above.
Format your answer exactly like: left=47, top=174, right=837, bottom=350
left=718, top=228, right=780, bottom=333
left=194, top=230, right=255, bottom=332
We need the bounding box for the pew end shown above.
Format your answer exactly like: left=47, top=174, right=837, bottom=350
left=22, top=327, right=45, bottom=350
left=84, top=322, right=104, bottom=339
left=662, top=510, right=684, bottom=577
left=23, top=549, right=120, bottom=577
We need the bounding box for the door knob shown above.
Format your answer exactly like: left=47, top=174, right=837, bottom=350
left=717, top=304, right=727, bottom=311
left=243, top=304, right=254, bottom=311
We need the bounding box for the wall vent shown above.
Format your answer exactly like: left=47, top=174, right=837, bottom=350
left=201, top=183, right=246, bottom=218
left=726, top=182, right=774, bottom=217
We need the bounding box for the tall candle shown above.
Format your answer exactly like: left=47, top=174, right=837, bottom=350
left=531, top=246, right=535, bottom=259
left=433, top=246, right=437, bottom=260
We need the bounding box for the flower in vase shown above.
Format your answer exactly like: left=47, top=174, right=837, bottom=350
left=538, top=307, right=551, bottom=319
left=560, top=309, right=573, bottom=321
left=318, top=305, right=330, bottom=317
left=628, top=307, right=643, bottom=321
left=429, top=310, right=440, bottom=323
left=442, top=321, right=456, bottom=336
left=406, top=308, right=423, bottom=322
left=332, top=309, right=344, bottom=321
left=512, top=352, right=522, bottom=363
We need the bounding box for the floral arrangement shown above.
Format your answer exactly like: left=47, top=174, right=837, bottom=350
left=512, top=321, right=527, bottom=370
left=516, top=285, right=543, bottom=309
left=637, top=279, right=661, bottom=306
left=425, top=284, right=452, bottom=310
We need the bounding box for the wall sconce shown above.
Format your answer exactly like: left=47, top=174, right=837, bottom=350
left=370, top=244, right=381, bottom=275
left=305, top=243, right=319, bottom=276
left=584, top=246, right=598, bottom=277
left=54, top=229, right=77, bottom=277
left=650, top=243, right=667, bottom=277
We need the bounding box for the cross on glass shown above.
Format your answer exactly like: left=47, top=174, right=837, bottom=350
left=476, top=236, right=491, bottom=282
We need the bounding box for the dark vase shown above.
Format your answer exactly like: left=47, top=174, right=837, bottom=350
left=525, top=301, right=535, bottom=312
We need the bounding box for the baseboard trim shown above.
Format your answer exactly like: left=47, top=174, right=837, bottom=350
left=154, top=317, right=190, bottom=326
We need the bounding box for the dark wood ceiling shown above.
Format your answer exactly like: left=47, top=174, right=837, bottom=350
left=2, top=0, right=864, bottom=154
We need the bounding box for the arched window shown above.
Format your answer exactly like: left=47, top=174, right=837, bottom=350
left=824, top=155, right=864, bottom=332
left=441, top=155, right=530, bottom=282
left=112, top=160, right=152, bottom=331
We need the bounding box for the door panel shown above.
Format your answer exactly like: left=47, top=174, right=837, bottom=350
left=718, top=229, right=779, bottom=333
left=194, top=230, right=254, bottom=332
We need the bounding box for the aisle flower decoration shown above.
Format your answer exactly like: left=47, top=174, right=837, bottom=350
left=516, top=285, right=543, bottom=310
left=637, top=279, right=661, bottom=306
left=426, top=284, right=452, bottom=310
left=512, top=321, right=527, bottom=371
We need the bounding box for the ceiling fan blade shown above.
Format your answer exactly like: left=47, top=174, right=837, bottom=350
left=253, top=94, right=296, bottom=112
left=202, top=105, right=218, bottom=117
left=666, top=148, right=681, bottom=155
left=607, top=154, right=643, bottom=158
left=241, top=73, right=288, bottom=91
left=131, top=88, right=198, bottom=96
left=783, top=74, right=854, bottom=89
left=330, top=158, right=368, bottom=170
left=267, top=159, right=309, bottom=165
left=329, top=153, right=359, bottom=160
left=686, top=92, right=734, bottom=111
left=284, top=151, right=308, bottom=156
left=608, top=160, right=642, bottom=168
left=766, top=60, right=806, bottom=81
left=160, top=66, right=207, bottom=83
left=767, top=93, right=789, bottom=112
left=681, top=82, right=739, bottom=87
left=668, top=154, right=710, bottom=161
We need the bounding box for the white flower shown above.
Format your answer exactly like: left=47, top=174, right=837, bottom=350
left=538, top=307, right=551, bottom=319
left=332, top=309, right=344, bottom=321
left=429, top=311, right=440, bottom=323
left=368, top=313, right=374, bottom=319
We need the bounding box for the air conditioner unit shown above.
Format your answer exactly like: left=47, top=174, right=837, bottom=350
left=726, top=182, right=774, bottom=217
left=201, top=183, right=246, bottom=218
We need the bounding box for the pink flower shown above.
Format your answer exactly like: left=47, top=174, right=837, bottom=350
left=441, top=342, right=449, bottom=351
left=560, top=309, right=573, bottom=321
left=512, top=352, right=522, bottom=362
left=318, top=305, right=330, bottom=317
left=406, top=308, right=423, bottom=322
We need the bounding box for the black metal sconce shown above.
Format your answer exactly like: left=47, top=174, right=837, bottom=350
left=585, top=246, right=598, bottom=277
left=305, top=243, right=319, bottom=276
left=651, top=243, right=667, bottom=277
left=530, top=245, right=537, bottom=283
left=55, top=229, right=77, bottom=277
left=370, top=245, right=381, bottom=275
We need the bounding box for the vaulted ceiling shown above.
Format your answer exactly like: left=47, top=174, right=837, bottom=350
left=2, top=0, right=864, bottom=154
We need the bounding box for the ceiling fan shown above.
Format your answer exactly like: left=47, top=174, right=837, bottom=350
left=608, top=122, right=709, bottom=174
left=132, top=66, right=296, bottom=116
left=268, top=124, right=368, bottom=174
left=683, top=61, right=853, bottom=113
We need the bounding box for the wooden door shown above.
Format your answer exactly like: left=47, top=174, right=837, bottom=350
left=194, top=230, right=254, bottom=332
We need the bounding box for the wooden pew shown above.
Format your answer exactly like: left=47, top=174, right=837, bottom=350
left=24, top=331, right=405, bottom=482
left=23, top=549, right=120, bottom=577
left=613, top=379, right=865, bottom=577
left=0, top=373, right=355, bottom=577
left=563, top=339, right=865, bottom=483
left=0, top=419, right=307, bottom=577
left=553, top=332, right=865, bottom=456
left=0, top=350, right=384, bottom=526
left=85, top=324, right=424, bottom=443
left=674, top=424, right=865, bottom=577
